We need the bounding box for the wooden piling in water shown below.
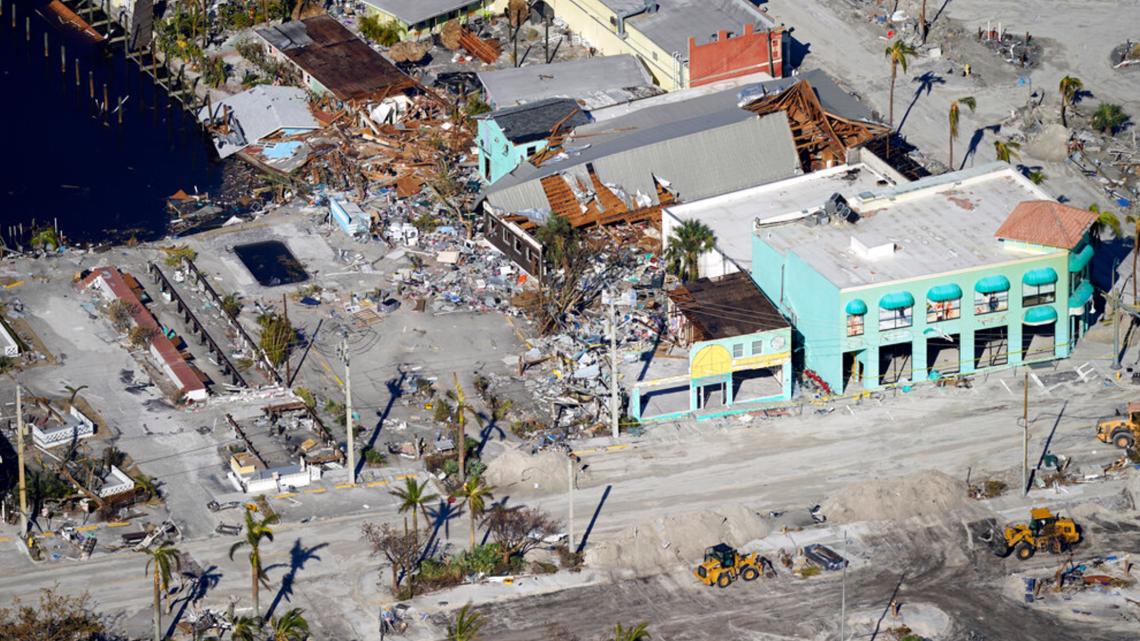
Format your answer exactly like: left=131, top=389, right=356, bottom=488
left=60, top=45, right=66, bottom=74
left=43, top=32, right=47, bottom=57
left=89, top=70, right=94, bottom=98
left=75, top=58, right=80, bottom=86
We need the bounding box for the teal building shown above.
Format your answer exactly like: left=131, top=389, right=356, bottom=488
left=476, top=98, right=589, bottom=184
left=632, top=273, right=793, bottom=421
left=750, top=164, right=1097, bottom=394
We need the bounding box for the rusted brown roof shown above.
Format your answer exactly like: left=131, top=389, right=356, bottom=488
left=263, top=16, right=415, bottom=102
left=994, top=200, right=1098, bottom=250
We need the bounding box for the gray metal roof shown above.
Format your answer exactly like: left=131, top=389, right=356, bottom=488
left=255, top=20, right=313, bottom=51
left=484, top=98, right=591, bottom=144
left=485, top=112, right=800, bottom=213
left=477, top=55, right=660, bottom=111
left=197, top=86, right=318, bottom=159
left=602, top=0, right=777, bottom=59
left=360, top=0, right=481, bottom=26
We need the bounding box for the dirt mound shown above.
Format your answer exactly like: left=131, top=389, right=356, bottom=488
left=440, top=20, right=462, bottom=50
left=1024, top=123, right=1070, bottom=162
left=484, top=447, right=568, bottom=496
left=584, top=504, right=772, bottom=575
left=388, top=41, right=430, bottom=63
left=821, top=471, right=980, bottom=525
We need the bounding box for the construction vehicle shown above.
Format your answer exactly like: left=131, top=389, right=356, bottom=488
left=1095, top=403, right=1140, bottom=449
left=694, top=543, right=774, bottom=588
left=997, top=508, right=1082, bottom=560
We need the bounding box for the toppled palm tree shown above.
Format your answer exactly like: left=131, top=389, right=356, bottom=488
left=948, top=96, right=976, bottom=169
left=447, top=604, right=484, bottom=641
left=141, top=543, right=182, bottom=641
left=664, top=219, right=716, bottom=283
left=993, top=139, right=1021, bottom=163
left=1058, top=75, right=1082, bottom=127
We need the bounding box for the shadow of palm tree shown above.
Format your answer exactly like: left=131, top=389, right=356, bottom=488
left=357, top=371, right=407, bottom=478
left=166, top=565, right=222, bottom=639
left=897, top=72, right=945, bottom=133
left=423, top=497, right=463, bottom=554
left=265, top=539, right=328, bottom=619
left=961, top=124, right=1002, bottom=169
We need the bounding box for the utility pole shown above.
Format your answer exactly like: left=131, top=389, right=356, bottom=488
left=16, top=384, right=28, bottom=539
left=338, top=334, right=356, bottom=485
left=1022, top=371, right=1029, bottom=496
left=840, top=529, right=847, bottom=641
left=608, top=294, right=620, bottom=438
left=282, top=294, right=291, bottom=385
left=567, top=455, right=574, bottom=552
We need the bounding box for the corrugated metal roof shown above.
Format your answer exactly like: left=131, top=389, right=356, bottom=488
left=486, top=113, right=800, bottom=213
left=477, top=55, right=659, bottom=110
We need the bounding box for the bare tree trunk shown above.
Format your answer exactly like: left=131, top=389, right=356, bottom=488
left=1061, top=101, right=1068, bottom=128
left=251, top=557, right=260, bottom=617
left=469, top=509, right=477, bottom=551
left=949, top=129, right=954, bottom=169
left=920, top=0, right=928, bottom=42
left=153, top=569, right=162, bottom=641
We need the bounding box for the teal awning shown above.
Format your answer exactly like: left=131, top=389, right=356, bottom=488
left=975, top=275, right=1010, bottom=293
left=879, top=291, right=915, bottom=310
left=1023, top=267, right=1058, bottom=286
left=927, top=283, right=963, bottom=302
left=845, top=299, right=868, bottom=315
left=1023, top=305, right=1058, bottom=325
left=1069, top=280, right=1094, bottom=309
left=1068, top=244, right=1094, bottom=272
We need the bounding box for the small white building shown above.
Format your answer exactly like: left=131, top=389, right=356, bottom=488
left=229, top=461, right=321, bottom=495
left=98, top=465, right=136, bottom=498
left=32, top=405, right=96, bottom=449
left=0, top=319, right=19, bottom=357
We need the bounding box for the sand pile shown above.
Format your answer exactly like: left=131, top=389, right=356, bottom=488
left=585, top=504, right=772, bottom=575
left=484, top=447, right=569, bottom=495
left=1024, top=123, right=1071, bottom=162
left=821, top=471, right=981, bottom=525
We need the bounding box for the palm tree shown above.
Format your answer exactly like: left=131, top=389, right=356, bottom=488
left=948, top=96, right=976, bottom=169
left=447, top=604, right=484, bottom=641
left=1058, top=75, right=1082, bottom=127
left=134, top=473, right=159, bottom=501
left=268, top=608, right=310, bottom=641
left=919, top=0, right=929, bottom=42
left=1091, top=103, right=1129, bottom=135
left=229, top=615, right=262, bottom=641
left=612, top=622, right=651, bottom=641
left=445, top=374, right=484, bottom=484
left=993, top=139, right=1021, bottom=163
left=142, top=543, right=182, bottom=641
left=63, top=384, right=88, bottom=409
left=664, top=219, right=716, bottom=283
left=229, top=509, right=280, bottom=617
left=884, top=40, right=917, bottom=157
left=454, top=475, right=494, bottom=552
left=390, top=477, right=438, bottom=542
left=1088, top=204, right=1121, bottom=245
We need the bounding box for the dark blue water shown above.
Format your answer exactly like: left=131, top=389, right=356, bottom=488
left=0, top=0, right=225, bottom=246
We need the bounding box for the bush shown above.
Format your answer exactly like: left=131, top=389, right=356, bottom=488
left=363, top=448, right=387, bottom=467
left=128, top=325, right=156, bottom=349
left=294, top=387, right=317, bottom=410
left=983, top=479, right=1008, bottom=498
left=359, top=15, right=404, bottom=46
left=799, top=565, right=822, bottom=577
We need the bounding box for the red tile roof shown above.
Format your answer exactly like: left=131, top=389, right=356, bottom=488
left=80, top=267, right=206, bottom=398
left=994, top=200, right=1098, bottom=250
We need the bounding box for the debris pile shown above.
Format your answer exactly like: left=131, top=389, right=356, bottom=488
left=484, top=446, right=570, bottom=495
left=585, top=504, right=773, bottom=575
left=820, top=471, right=985, bottom=524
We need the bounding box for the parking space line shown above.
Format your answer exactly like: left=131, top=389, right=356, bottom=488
left=273, top=492, right=297, bottom=499
left=394, top=474, right=415, bottom=481
left=0, top=536, right=10, bottom=543
left=366, top=480, right=389, bottom=488
left=306, top=488, right=327, bottom=494
left=39, top=531, right=55, bottom=538
left=334, top=483, right=355, bottom=489
left=76, top=525, right=99, bottom=532
left=106, top=521, right=130, bottom=528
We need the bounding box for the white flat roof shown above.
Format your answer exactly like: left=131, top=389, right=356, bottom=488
left=665, top=163, right=891, bottom=273
left=754, top=163, right=1059, bottom=290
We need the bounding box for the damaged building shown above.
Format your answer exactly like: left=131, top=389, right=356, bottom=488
left=481, top=70, right=887, bottom=279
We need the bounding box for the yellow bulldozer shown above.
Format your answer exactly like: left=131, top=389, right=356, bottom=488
left=997, top=508, right=1082, bottom=560
left=1096, top=403, right=1140, bottom=450
left=694, top=543, right=774, bottom=588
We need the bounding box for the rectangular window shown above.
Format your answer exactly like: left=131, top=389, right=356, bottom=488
left=1023, top=283, right=1056, bottom=307
left=846, top=314, right=864, bottom=337
left=751, top=339, right=763, bottom=355
left=879, top=306, right=912, bottom=331
left=974, top=291, right=1008, bottom=314
left=732, top=344, right=744, bottom=358
left=926, top=299, right=961, bottom=323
